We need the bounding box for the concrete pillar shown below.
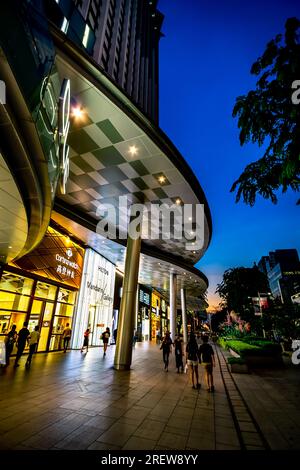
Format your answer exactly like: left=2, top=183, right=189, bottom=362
left=181, top=288, right=188, bottom=344
left=170, top=273, right=177, bottom=340
left=114, top=234, right=141, bottom=370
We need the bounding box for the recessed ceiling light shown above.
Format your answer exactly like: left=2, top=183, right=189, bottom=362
left=8, top=246, right=12, bottom=249
left=71, top=106, right=85, bottom=120
left=175, top=198, right=181, bottom=205
left=193, top=251, right=196, bottom=254
left=129, top=145, right=138, bottom=156
left=158, top=175, right=166, bottom=184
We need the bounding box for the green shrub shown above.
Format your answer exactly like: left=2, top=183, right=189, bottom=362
left=226, top=339, right=282, bottom=357
left=227, top=356, right=246, bottom=365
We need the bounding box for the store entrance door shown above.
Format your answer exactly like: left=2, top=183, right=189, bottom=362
left=28, top=300, right=55, bottom=352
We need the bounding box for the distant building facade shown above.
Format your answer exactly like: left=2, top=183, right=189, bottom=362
left=258, top=249, right=300, bottom=304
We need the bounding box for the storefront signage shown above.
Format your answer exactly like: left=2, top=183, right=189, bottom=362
left=12, top=226, right=84, bottom=289
left=98, top=266, right=109, bottom=276
left=71, top=249, right=115, bottom=349
left=87, top=281, right=113, bottom=303
left=139, top=289, right=150, bottom=306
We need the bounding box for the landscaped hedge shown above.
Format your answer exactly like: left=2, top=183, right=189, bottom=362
left=221, top=339, right=282, bottom=357
left=227, top=356, right=246, bottom=365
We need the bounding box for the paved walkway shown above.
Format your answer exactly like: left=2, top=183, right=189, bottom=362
left=0, top=342, right=299, bottom=450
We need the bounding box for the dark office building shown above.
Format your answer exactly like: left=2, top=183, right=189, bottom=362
left=258, top=249, right=300, bottom=304
left=45, top=0, right=163, bottom=123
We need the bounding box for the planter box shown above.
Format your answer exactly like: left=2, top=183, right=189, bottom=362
left=244, top=355, right=283, bottom=368
left=229, top=363, right=249, bottom=374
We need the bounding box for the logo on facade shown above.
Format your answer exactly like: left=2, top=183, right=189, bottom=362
left=66, top=248, right=73, bottom=259
left=57, top=78, right=70, bottom=195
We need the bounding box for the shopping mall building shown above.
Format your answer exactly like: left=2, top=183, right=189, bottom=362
left=0, top=0, right=212, bottom=369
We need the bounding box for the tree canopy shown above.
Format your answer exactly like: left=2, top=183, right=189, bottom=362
left=216, top=266, right=269, bottom=319
left=231, top=17, right=300, bottom=205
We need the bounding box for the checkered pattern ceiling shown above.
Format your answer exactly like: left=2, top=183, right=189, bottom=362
left=51, top=212, right=207, bottom=310
left=55, top=56, right=210, bottom=266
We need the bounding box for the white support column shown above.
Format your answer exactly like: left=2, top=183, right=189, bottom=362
left=170, top=273, right=177, bottom=340
left=114, top=233, right=141, bottom=370
left=181, top=288, right=188, bottom=344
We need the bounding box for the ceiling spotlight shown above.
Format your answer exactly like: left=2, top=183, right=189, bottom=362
left=175, top=198, right=181, bottom=205
left=71, top=105, right=85, bottom=120
left=8, top=246, right=12, bottom=249
left=129, top=145, right=138, bottom=156
left=158, top=175, right=166, bottom=184
left=193, top=251, right=196, bottom=254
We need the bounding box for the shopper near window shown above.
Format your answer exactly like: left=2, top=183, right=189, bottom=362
left=5, top=324, right=17, bottom=366
left=14, top=321, right=30, bottom=368
left=26, top=326, right=40, bottom=367
left=62, top=323, right=72, bottom=353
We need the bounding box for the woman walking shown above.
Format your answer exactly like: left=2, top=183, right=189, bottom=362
left=101, top=327, right=110, bottom=356
left=186, top=333, right=201, bottom=389
left=81, top=328, right=90, bottom=353
left=160, top=331, right=172, bottom=372
left=174, top=334, right=184, bottom=373
left=5, top=325, right=17, bottom=366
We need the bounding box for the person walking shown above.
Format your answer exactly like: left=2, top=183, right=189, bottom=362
left=81, top=328, right=90, bottom=353
left=195, top=331, right=202, bottom=349
left=186, top=332, right=201, bottom=389
left=62, top=323, right=72, bottom=353
left=14, top=321, right=30, bottom=368
left=160, top=331, right=172, bottom=372
left=26, top=326, right=40, bottom=367
left=199, top=335, right=215, bottom=392
left=101, top=327, right=110, bottom=356
left=5, top=325, right=17, bottom=367
left=174, top=334, right=184, bottom=373
left=113, top=328, right=117, bottom=344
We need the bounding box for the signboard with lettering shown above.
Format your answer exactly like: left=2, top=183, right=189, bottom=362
left=11, top=226, right=84, bottom=288
left=139, top=288, right=150, bottom=306
left=72, top=248, right=115, bottom=349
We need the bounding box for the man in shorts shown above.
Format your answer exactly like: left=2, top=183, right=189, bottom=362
left=199, top=335, right=215, bottom=392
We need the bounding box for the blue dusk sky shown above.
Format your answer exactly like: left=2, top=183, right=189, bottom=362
left=158, top=0, right=300, bottom=309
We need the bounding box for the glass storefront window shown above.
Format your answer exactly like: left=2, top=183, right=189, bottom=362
left=0, top=271, right=33, bottom=295
left=0, top=291, right=30, bottom=311
left=57, top=288, right=76, bottom=304
left=8, top=312, right=27, bottom=333
left=55, top=302, right=74, bottom=317
left=0, top=313, right=11, bottom=334
left=30, top=299, right=43, bottom=314
left=35, top=281, right=57, bottom=300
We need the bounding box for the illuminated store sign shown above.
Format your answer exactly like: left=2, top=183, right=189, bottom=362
left=139, top=289, right=150, bottom=306
left=12, top=227, right=84, bottom=289
left=72, top=249, right=115, bottom=349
